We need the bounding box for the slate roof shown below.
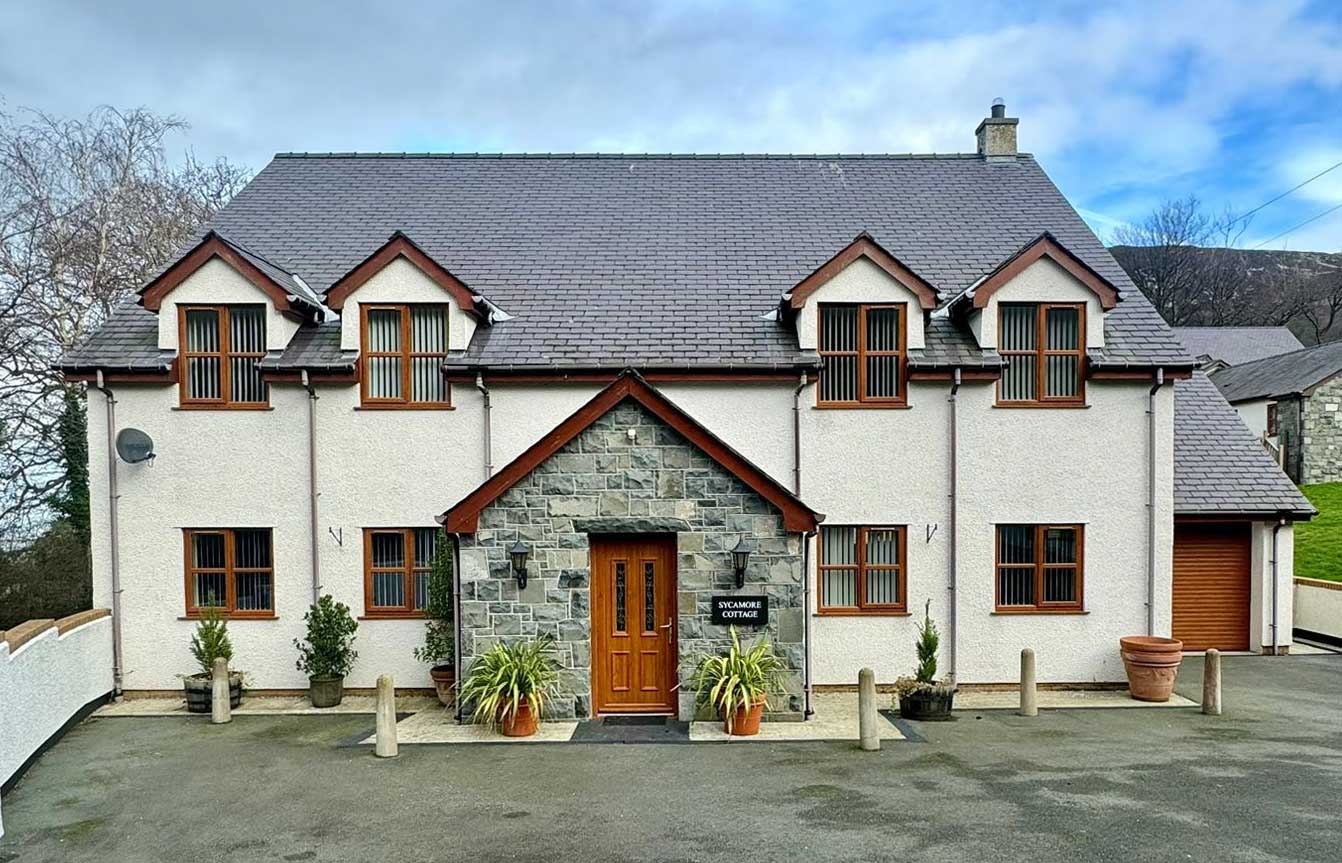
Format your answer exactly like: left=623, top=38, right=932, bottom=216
left=61, top=303, right=173, bottom=373
left=256, top=321, right=354, bottom=372
left=1209, top=340, right=1342, bottom=403
left=1173, top=373, right=1314, bottom=518
left=63, top=151, right=1193, bottom=372
left=1173, top=327, right=1303, bottom=368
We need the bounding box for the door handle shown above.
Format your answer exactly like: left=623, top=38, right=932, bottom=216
left=660, top=621, right=672, bottom=630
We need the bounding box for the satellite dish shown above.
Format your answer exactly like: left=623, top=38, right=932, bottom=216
left=115, top=428, right=155, bottom=464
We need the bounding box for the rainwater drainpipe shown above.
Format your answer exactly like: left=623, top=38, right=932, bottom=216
left=947, top=367, right=961, bottom=680
left=793, top=372, right=806, bottom=496
left=450, top=532, right=465, bottom=723
left=1147, top=368, right=1165, bottom=636
left=1271, top=517, right=1286, bottom=655
left=475, top=373, right=493, bottom=479
left=302, top=371, right=321, bottom=604
left=90, top=371, right=124, bottom=696
left=794, top=371, right=814, bottom=718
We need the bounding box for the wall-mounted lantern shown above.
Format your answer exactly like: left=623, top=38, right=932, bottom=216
left=509, top=541, right=531, bottom=590
left=731, top=537, right=755, bottom=589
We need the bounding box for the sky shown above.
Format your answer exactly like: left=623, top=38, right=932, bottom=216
left=2, top=0, right=1341, bottom=251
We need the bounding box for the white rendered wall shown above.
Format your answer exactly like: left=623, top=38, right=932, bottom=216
left=0, top=616, right=114, bottom=791
left=1234, top=399, right=1272, bottom=441
left=968, top=258, right=1106, bottom=350
left=1250, top=522, right=1294, bottom=653
left=337, top=256, right=475, bottom=352
left=794, top=257, right=926, bottom=351
left=155, top=257, right=301, bottom=351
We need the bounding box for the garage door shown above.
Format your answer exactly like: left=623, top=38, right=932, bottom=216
left=1173, top=523, right=1250, bottom=651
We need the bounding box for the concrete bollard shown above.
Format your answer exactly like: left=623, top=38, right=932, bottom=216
left=1019, top=648, right=1037, bottom=717
left=375, top=674, right=398, bottom=758
left=1202, top=649, right=1222, bottom=716
left=858, top=667, right=880, bottom=751
left=211, top=657, right=231, bottom=725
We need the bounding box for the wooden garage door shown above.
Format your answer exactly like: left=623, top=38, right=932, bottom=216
left=1173, top=523, right=1250, bottom=651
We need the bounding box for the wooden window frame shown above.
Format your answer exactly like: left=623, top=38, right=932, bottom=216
left=816, top=303, right=908, bottom=409
left=359, top=304, right=452, bottom=409
left=816, top=525, right=908, bottom=615
left=183, top=528, right=275, bottom=618
left=177, top=305, right=269, bottom=409
left=994, top=523, right=1085, bottom=613
left=996, top=302, right=1086, bottom=407
left=1266, top=402, right=1279, bottom=437
left=363, top=528, right=439, bottom=619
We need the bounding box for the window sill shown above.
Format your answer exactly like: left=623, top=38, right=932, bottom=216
left=358, top=614, right=427, bottom=621
left=173, top=405, right=274, bottom=412
left=991, top=609, right=1088, bottom=616
left=355, top=404, right=455, bottom=411
left=813, top=403, right=911, bottom=411
left=178, top=614, right=277, bottom=621
left=814, top=610, right=911, bottom=617
left=993, top=402, right=1089, bottom=410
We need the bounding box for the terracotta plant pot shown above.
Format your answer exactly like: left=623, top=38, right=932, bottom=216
left=430, top=665, right=456, bottom=707
left=308, top=675, right=344, bottom=708
left=723, top=699, right=766, bottom=736
left=183, top=672, right=242, bottom=713
left=501, top=698, right=538, bottom=737
left=1119, top=636, right=1183, bottom=702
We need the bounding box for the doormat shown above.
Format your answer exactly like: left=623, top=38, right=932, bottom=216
left=571, top=716, right=691, bottom=743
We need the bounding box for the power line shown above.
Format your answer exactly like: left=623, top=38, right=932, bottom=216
left=1233, top=157, right=1342, bottom=224
left=1253, top=200, right=1342, bottom=249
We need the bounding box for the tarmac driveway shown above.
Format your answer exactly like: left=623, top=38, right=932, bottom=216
left=2, top=653, right=1340, bottom=863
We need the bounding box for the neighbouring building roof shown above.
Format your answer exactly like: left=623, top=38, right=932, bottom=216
left=61, top=152, right=1193, bottom=373
left=1209, top=339, right=1342, bottom=403
left=1173, top=373, right=1314, bottom=518
left=1173, top=326, right=1304, bottom=368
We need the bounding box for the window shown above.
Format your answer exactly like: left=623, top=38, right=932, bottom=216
left=1267, top=402, right=1279, bottom=437
left=998, top=303, right=1085, bottom=405
left=184, top=528, right=274, bottom=617
left=818, top=304, right=906, bottom=406
left=995, top=524, right=1083, bottom=611
left=364, top=528, right=446, bottom=617
left=817, top=525, right=906, bottom=613
left=360, top=304, right=450, bottom=407
left=179, top=305, right=268, bottom=407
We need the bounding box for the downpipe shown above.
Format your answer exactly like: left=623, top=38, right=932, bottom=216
left=90, top=371, right=124, bottom=696
left=452, top=533, right=465, bottom=723
left=1271, top=517, right=1285, bottom=655
left=947, top=368, right=961, bottom=680
left=1147, top=368, right=1165, bottom=636
left=475, top=374, right=493, bottom=479
left=802, top=529, right=815, bottom=719
left=302, top=371, right=321, bottom=604
left=792, top=371, right=806, bottom=496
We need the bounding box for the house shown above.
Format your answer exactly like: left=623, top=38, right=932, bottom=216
left=1173, top=326, right=1304, bottom=373
left=1208, top=339, right=1342, bottom=484
left=60, top=104, right=1313, bottom=721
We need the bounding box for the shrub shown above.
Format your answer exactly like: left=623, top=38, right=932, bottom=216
left=294, top=595, right=358, bottom=679
left=458, top=637, right=561, bottom=728
left=412, top=529, right=454, bottom=668
left=189, top=607, right=233, bottom=677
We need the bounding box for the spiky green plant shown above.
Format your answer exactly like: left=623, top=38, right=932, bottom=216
left=914, top=599, right=939, bottom=684
left=458, top=637, right=561, bottom=728
left=691, top=627, right=785, bottom=732
left=189, top=606, right=233, bottom=677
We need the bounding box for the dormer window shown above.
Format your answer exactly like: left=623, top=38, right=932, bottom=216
left=998, top=303, right=1084, bottom=405
left=360, top=304, right=451, bottom=408
left=818, top=304, right=906, bottom=407
left=179, top=305, right=268, bottom=408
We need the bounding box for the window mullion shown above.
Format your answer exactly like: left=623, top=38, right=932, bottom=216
left=223, top=528, right=236, bottom=613
left=404, top=529, right=416, bottom=612
left=855, top=527, right=867, bottom=609
left=400, top=306, right=412, bottom=404
left=220, top=307, right=233, bottom=406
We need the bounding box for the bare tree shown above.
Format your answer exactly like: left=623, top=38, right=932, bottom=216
left=0, top=105, right=248, bottom=542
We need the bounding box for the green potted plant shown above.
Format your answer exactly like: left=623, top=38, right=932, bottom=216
left=457, top=636, right=561, bottom=737
left=691, top=626, right=784, bottom=736
left=413, top=529, right=455, bottom=706
left=293, top=595, right=358, bottom=708
left=894, top=600, right=957, bottom=720
left=182, top=608, right=242, bottom=713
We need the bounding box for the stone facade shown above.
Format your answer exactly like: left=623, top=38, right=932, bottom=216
left=457, top=399, right=805, bottom=720
left=1279, top=378, right=1342, bottom=484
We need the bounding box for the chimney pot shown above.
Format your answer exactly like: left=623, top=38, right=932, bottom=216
left=976, top=100, right=1018, bottom=160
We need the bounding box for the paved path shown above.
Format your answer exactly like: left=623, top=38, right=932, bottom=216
left=2, top=655, right=1340, bottom=862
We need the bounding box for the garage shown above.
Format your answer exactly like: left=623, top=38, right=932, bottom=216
left=1172, top=522, right=1251, bottom=651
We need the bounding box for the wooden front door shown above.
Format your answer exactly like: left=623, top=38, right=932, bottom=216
left=1173, top=523, right=1251, bottom=651
left=590, top=535, right=678, bottom=715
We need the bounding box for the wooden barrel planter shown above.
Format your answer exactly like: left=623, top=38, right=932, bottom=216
left=898, top=684, right=957, bottom=721
left=183, top=673, right=243, bottom=714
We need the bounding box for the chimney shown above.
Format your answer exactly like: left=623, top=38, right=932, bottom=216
left=975, top=98, right=1018, bottom=160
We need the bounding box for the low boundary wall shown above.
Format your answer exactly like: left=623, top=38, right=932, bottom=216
left=1293, top=577, right=1342, bottom=647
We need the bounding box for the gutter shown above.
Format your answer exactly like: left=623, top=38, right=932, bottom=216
left=302, top=371, right=322, bottom=603
left=475, top=374, right=493, bottom=479
left=947, top=367, right=961, bottom=680
left=1147, top=368, right=1165, bottom=636
left=89, top=371, right=124, bottom=696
